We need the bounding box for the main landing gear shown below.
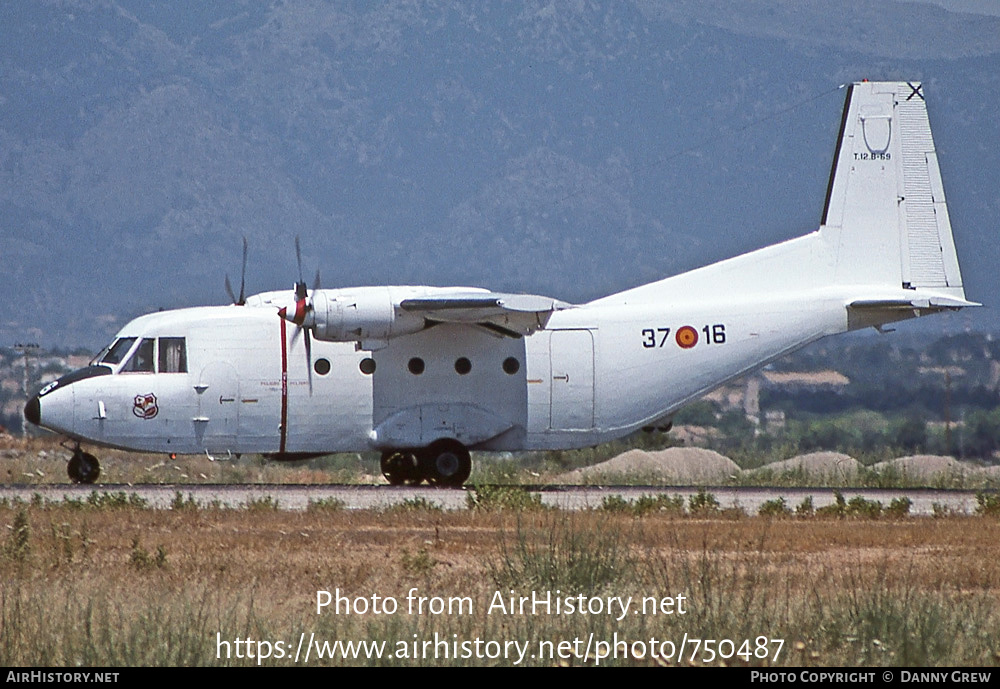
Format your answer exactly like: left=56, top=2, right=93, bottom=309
left=380, top=439, right=472, bottom=487
left=67, top=445, right=100, bottom=484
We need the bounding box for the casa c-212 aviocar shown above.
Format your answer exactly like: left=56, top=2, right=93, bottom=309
left=25, top=81, right=978, bottom=486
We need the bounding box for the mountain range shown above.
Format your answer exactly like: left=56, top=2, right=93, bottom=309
left=2, top=0, right=998, bottom=348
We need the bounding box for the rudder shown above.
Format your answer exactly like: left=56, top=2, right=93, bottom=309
left=821, top=81, right=966, bottom=298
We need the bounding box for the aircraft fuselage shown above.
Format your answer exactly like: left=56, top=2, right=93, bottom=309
left=30, top=290, right=850, bottom=457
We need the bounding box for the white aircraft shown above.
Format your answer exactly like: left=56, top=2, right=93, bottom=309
left=25, top=81, right=977, bottom=485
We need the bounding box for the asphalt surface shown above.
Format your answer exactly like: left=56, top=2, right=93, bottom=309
left=0, top=483, right=989, bottom=516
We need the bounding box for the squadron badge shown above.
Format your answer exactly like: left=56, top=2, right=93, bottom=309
left=133, top=393, right=159, bottom=420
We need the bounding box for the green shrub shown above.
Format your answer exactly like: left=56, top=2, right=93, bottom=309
left=467, top=485, right=544, bottom=511
left=796, top=495, right=815, bottom=517
left=636, top=494, right=686, bottom=516
left=245, top=495, right=279, bottom=511
left=817, top=491, right=847, bottom=518
left=400, top=548, right=437, bottom=576
left=886, top=497, right=912, bottom=518
left=600, top=495, right=631, bottom=513
left=130, top=536, right=167, bottom=570
left=307, top=497, right=346, bottom=512
left=82, top=492, right=149, bottom=510
left=171, top=492, right=198, bottom=511
left=846, top=496, right=883, bottom=519
left=388, top=497, right=443, bottom=513
left=600, top=494, right=685, bottom=517
left=5, top=508, right=31, bottom=562
left=688, top=489, right=720, bottom=514
left=975, top=492, right=1000, bottom=517
left=758, top=497, right=792, bottom=518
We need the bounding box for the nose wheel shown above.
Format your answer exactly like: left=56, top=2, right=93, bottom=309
left=67, top=447, right=100, bottom=484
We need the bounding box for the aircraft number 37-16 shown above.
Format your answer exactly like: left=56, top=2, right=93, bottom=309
left=641, top=325, right=727, bottom=349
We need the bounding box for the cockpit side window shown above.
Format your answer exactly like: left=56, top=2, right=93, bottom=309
left=100, top=337, right=137, bottom=365
left=121, top=338, right=155, bottom=373
left=158, top=338, right=187, bottom=373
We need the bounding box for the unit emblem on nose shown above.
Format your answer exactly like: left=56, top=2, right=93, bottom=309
left=133, top=393, right=159, bottom=419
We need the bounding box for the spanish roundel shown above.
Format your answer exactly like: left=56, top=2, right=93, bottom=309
left=675, top=325, right=698, bottom=349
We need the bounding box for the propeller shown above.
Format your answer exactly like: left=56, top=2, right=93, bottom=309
left=224, top=237, right=248, bottom=306
left=279, top=235, right=319, bottom=393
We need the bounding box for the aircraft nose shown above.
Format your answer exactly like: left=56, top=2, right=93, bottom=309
left=24, top=395, right=40, bottom=426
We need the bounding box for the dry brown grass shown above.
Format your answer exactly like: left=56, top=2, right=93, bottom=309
left=3, top=503, right=1000, bottom=666
left=2, top=436, right=378, bottom=485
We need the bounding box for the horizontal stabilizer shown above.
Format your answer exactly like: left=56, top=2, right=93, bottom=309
left=848, top=296, right=980, bottom=311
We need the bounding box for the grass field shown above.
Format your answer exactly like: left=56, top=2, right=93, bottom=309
left=2, top=495, right=1000, bottom=667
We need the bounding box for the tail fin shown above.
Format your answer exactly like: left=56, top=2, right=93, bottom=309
left=590, top=80, right=976, bottom=314
left=821, top=81, right=967, bottom=299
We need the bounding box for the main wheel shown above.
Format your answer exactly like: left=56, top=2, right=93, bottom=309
left=380, top=450, right=420, bottom=485
left=420, top=439, right=471, bottom=487
left=68, top=451, right=100, bottom=484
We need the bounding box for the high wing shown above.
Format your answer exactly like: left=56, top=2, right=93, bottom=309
left=399, top=292, right=571, bottom=338
left=248, top=285, right=572, bottom=347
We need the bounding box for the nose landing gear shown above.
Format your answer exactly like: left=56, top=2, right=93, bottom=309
left=67, top=445, right=100, bottom=484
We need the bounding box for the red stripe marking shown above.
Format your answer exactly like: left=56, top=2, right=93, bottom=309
left=279, top=314, right=288, bottom=454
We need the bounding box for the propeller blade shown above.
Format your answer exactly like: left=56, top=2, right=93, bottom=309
left=238, top=236, right=248, bottom=304
left=313, top=269, right=321, bottom=292
left=294, top=235, right=308, bottom=300
left=304, top=328, right=313, bottom=395
left=295, top=235, right=303, bottom=281
left=225, top=237, right=249, bottom=305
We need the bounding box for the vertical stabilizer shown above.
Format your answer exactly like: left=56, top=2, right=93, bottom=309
left=821, top=81, right=966, bottom=297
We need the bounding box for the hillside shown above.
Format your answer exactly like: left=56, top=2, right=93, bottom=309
left=1, top=1, right=998, bottom=347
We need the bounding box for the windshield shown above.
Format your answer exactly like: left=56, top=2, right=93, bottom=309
left=121, top=338, right=155, bottom=373
left=98, top=337, right=137, bottom=366
left=89, top=342, right=112, bottom=366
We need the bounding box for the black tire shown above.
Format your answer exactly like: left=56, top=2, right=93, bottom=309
left=380, top=450, right=420, bottom=485
left=420, top=439, right=471, bottom=487
left=68, top=451, right=100, bottom=484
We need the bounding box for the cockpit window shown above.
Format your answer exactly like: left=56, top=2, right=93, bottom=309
left=158, top=338, right=187, bottom=373
left=99, top=337, right=137, bottom=365
left=121, top=338, right=155, bottom=373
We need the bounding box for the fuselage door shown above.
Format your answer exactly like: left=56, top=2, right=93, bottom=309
left=549, top=329, right=594, bottom=430
left=196, top=361, right=240, bottom=452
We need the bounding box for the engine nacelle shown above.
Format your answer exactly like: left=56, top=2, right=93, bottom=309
left=310, top=287, right=426, bottom=345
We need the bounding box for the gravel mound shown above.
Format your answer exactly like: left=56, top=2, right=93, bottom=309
left=980, top=465, right=1000, bottom=479
left=751, top=452, right=860, bottom=479
left=560, top=447, right=739, bottom=484
left=871, top=455, right=970, bottom=479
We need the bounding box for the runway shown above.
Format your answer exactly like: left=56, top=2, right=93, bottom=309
left=0, top=483, right=989, bottom=516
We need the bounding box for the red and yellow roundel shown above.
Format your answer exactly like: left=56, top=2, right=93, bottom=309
left=675, top=325, right=698, bottom=349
